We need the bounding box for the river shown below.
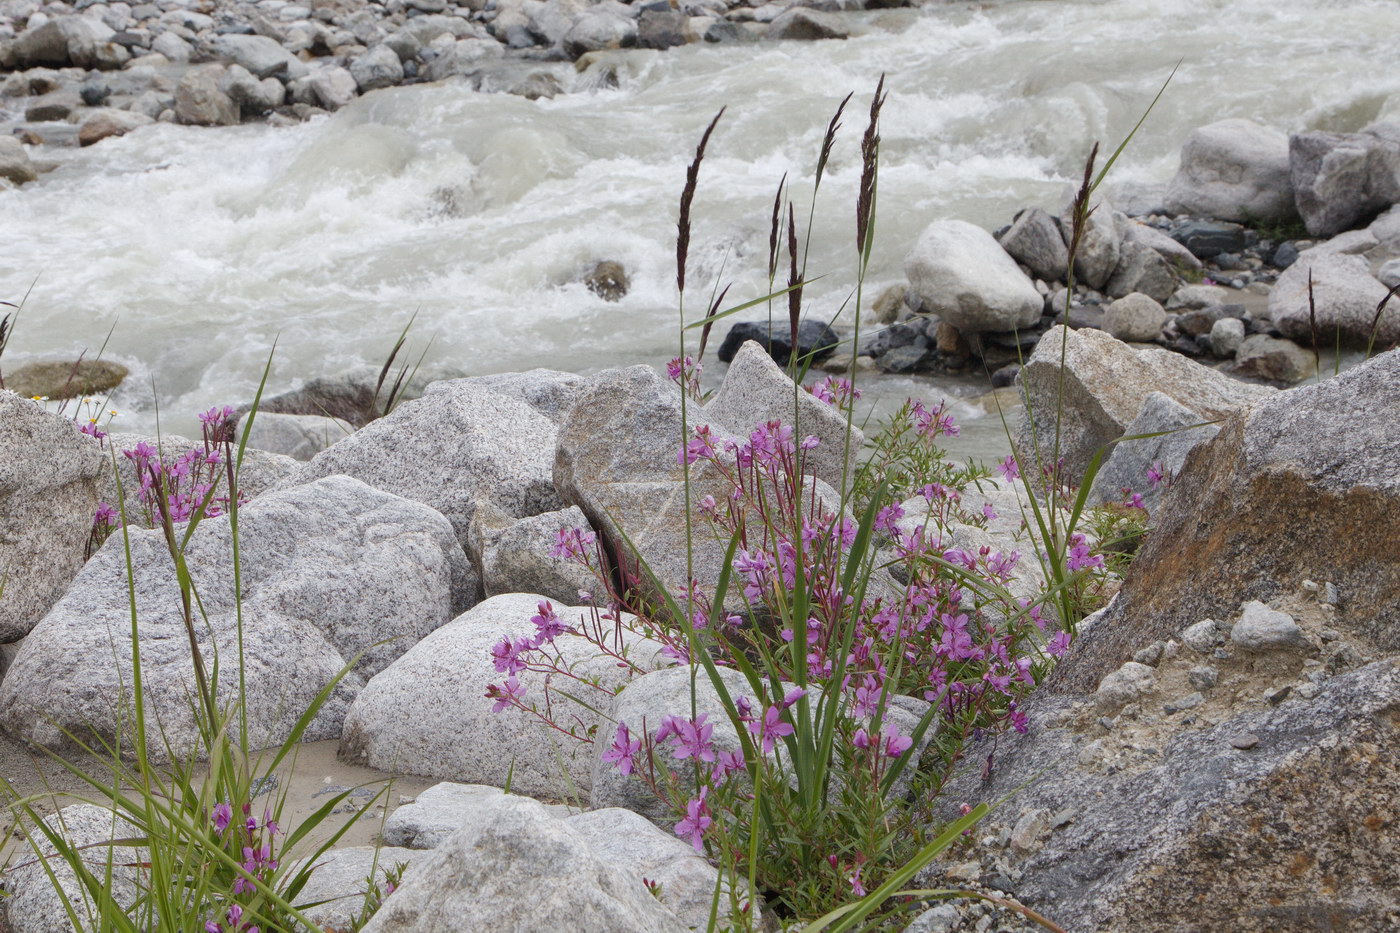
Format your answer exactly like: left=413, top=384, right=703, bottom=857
left=2, top=0, right=1397, bottom=454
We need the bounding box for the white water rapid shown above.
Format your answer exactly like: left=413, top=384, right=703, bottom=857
left=3, top=0, right=1398, bottom=451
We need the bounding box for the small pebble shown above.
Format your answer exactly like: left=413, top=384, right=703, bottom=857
left=1133, top=641, right=1165, bottom=667
left=1163, top=692, right=1204, bottom=714
left=1188, top=665, right=1219, bottom=690
left=1322, top=582, right=1341, bottom=606
left=1231, top=733, right=1260, bottom=750
left=1297, top=683, right=1320, bottom=699
left=1263, top=685, right=1292, bottom=705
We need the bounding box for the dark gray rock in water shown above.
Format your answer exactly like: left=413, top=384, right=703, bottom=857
left=583, top=259, right=629, bottom=302
left=764, top=7, right=849, bottom=41
left=1175, top=303, right=1244, bottom=337
left=637, top=10, right=688, bottom=49
left=716, top=319, right=838, bottom=366
left=876, top=343, right=930, bottom=374
left=1272, top=240, right=1300, bottom=268
left=1290, top=125, right=1400, bottom=238
left=990, top=363, right=1020, bottom=388
left=1169, top=220, right=1247, bottom=259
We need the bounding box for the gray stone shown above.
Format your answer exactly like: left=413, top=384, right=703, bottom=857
left=1208, top=317, right=1246, bottom=358
left=350, top=44, right=405, bottom=92
left=384, top=782, right=574, bottom=849
left=422, top=37, right=504, bottom=81
left=0, top=136, right=38, bottom=185
left=150, top=30, right=191, bottom=63
left=1124, top=221, right=1203, bottom=272
left=3, top=17, right=105, bottom=69
left=935, top=659, right=1400, bottom=932
left=290, top=379, right=562, bottom=552
left=637, top=9, right=688, bottom=49
left=1290, top=126, right=1400, bottom=237
left=764, top=7, right=849, bottom=40
left=0, top=476, right=472, bottom=760
left=4, top=805, right=142, bottom=933
left=309, top=65, right=357, bottom=111
left=1052, top=349, right=1400, bottom=692
left=340, top=593, right=666, bottom=798
left=562, top=7, right=636, bottom=58
left=0, top=392, right=103, bottom=642
left=257, top=365, right=438, bottom=427
left=23, top=88, right=81, bottom=122
left=703, top=339, right=862, bottom=491
left=174, top=64, right=239, bottom=126
left=1166, top=284, right=1232, bottom=311
left=1233, top=334, right=1317, bottom=384
left=1371, top=204, right=1400, bottom=252
left=905, top=904, right=961, bottom=933
left=1165, top=118, right=1297, bottom=224
left=1087, top=391, right=1220, bottom=511
left=566, top=807, right=734, bottom=932
left=212, top=33, right=304, bottom=79
left=468, top=504, right=597, bottom=603
left=1379, top=258, right=1400, bottom=289
left=1104, top=238, right=1178, bottom=304
left=359, top=795, right=688, bottom=933
left=291, top=845, right=432, bottom=932
left=1059, top=190, right=1120, bottom=291
left=998, top=207, right=1068, bottom=283
left=1188, top=665, right=1219, bottom=690
left=1103, top=292, right=1167, bottom=342
left=1268, top=248, right=1396, bottom=347
left=1095, top=661, right=1156, bottom=713
left=1230, top=601, right=1311, bottom=653
left=591, top=664, right=752, bottom=820
left=552, top=365, right=721, bottom=609
left=222, top=64, right=285, bottom=116
left=241, top=412, right=352, bottom=461
left=1016, top=327, right=1273, bottom=484
left=1181, top=619, right=1225, bottom=654
left=904, top=219, right=1044, bottom=335
left=442, top=369, right=588, bottom=425
left=77, top=107, right=153, bottom=146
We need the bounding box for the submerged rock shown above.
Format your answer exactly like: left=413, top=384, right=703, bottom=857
left=3, top=359, right=128, bottom=399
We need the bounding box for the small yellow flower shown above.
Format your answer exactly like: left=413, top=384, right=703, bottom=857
left=31, top=395, right=48, bottom=401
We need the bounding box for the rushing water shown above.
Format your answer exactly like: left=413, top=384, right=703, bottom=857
left=2, top=0, right=1398, bottom=450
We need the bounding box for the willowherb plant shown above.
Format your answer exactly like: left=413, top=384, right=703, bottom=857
left=475, top=80, right=1126, bottom=931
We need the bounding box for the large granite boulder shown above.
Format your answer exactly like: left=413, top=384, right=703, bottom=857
left=240, top=412, right=352, bottom=461
left=932, top=651, right=1399, bottom=932
left=0, top=476, right=473, bottom=759
left=289, top=845, right=432, bottom=931
left=467, top=504, right=596, bottom=603
left=289, top=380, right=563, bottom=552
left=1268, top=247, right=1397, bottom=348
left=340, top=593, right=667, bottom=798
left=448, top=369, right=588, bottom=425
left=1058, top=191, right=1121, bottom=291
left=0, top=393, right=104, bottom=642
left=359, top=794, right=689, bottom=933
left=1164, top=118, right=1297, bottom=224
left=1290, top=124, right=1400, bottom=238
left=703, top=340, right=862, bottom=491
left=1015, top=327, right=1274, bottom=484
left=904, top=220, right=1044, bottom=334
left=3, top=805, right=142, bottom=933
left=1054, top=349, right=1400, bottom=693
left=384, top=782, right=576, bottom=850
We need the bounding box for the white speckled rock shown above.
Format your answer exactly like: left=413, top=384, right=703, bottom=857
left=290, top=380, right=562, bottom=553
left=384, top=782, right=576, bottom=849
left=703, top=340, right=862, bottom=491
left=1104, top=292, right=1167, bottom=342
left=4, top=805, right=142, bottom=933
left=359, top=794, right=689, bottom=933
left=1230, top=601, right=1311, bottom=653
left=1165, top=119, right=1297, bottom=224
left=0, top=392, right=104, bottom=641
left=289, top=845, right=432, bottom=931
left=340, top=593, right=667, bottom=798
left=241, top=412, right=352, bottom=461
left=1016, top=326, right=1274, bottom=483
left=1268, top=248, right=1397, bottom=348
left=0, top=476, right=473, bottom=761
left=904, top=219, right=1044, bottom=334
left=468, top=504, right=597, bottom=603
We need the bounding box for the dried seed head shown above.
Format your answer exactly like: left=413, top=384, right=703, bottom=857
left=856, top=75, right=887, bottom=259
left=677, top=108, right=726, bottom=296
left=788, top=202, right=802, bottom=359
left=816, top=92, right=853, bottom=187
left=768, top=173, right=787, bottom=282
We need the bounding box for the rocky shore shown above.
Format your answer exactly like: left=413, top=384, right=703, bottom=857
left=0, top=0, right=868, bottom=150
